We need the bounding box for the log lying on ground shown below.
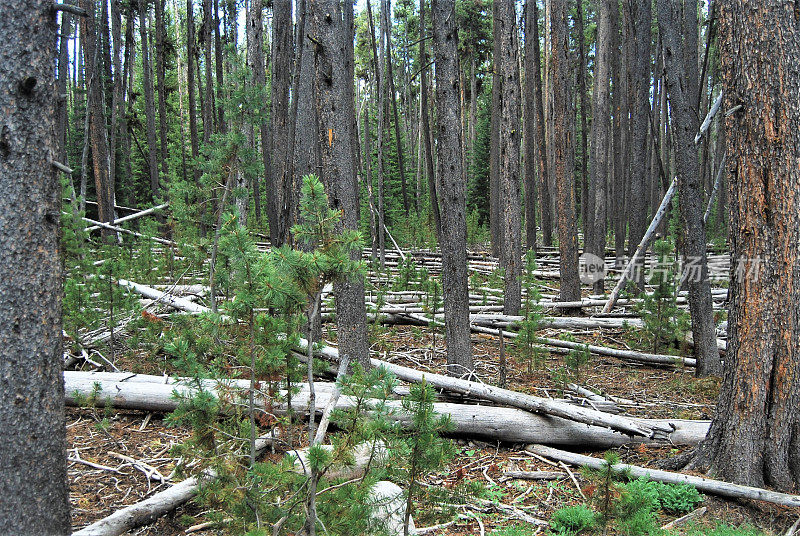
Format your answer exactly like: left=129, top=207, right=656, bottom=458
left=64, top=375, right=709, bottom=448
left=293, top=339, right=673, bottom=439
left=528, top=444, right=800, bottom=509
left=469, top=325, right=697, bottom=368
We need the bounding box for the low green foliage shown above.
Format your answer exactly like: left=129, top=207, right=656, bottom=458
left=491, top=525, right=542, bottom=536
left=549, top=505, right=597, bottom=535
left=513, top=249, right=545, bottom=372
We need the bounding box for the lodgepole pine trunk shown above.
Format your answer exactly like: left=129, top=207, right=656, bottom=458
left=268, top=0, right=291, bottom=245
left=531, top=0, right=551, bottom=248
left=311, top=0, right=370, bottom=369
left=549, top=0, right=581, bottom=307
left=431, top=0, right=473, bottom=376
left=691, top=0, right=800, bottom=491
left=658, top=0, right=721, bottom=377
left=496, top=0, right=522, bottom=316
left=0, top=1, right=71, bottom=531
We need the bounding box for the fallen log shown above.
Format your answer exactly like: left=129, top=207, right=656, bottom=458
left=293, top=338, right=671, bottom=439
left=502, top=470, right=564, bottom=481
left=84, top=202, right=169, bottom=232
left=63, top=375, right=709, bottom=448
left=527, top=444, right=800, bottom=509
left=469, top=325, right=696, bottom=368
left=603, top=177, right=678, bottom=313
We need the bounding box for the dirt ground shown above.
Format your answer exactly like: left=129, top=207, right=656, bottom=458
left=67, top=323, right=799, bottom=535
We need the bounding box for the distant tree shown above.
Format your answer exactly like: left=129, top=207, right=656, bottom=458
left=432, top=0, right=473, bottom=375
left=140, top=0, right=160, bottom=201
left=690, top=0, right=800, bottom=489
left=0, top=1, right=71, bottom=532
left=269, top=0, right=292, bottom=245
left=80, top=0, right=115, bottom=234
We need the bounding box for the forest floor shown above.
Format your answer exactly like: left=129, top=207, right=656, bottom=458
left=65, top=248, right=799, bottom=535
left=66, top=324, right=800, bottom=535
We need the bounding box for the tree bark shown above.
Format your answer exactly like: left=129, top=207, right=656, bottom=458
left=611, top=0, right=627, bottom=264
left=140, top=1, right=160, bottom=201
left=627, top=0, right=653, bottom=286
left=575, top=0, right=589, bottom=241
left=588, top=0, right=612, bottom=294
left=268, top=0, right=291, bottom=245
left=431, top=0, right=473, bottom=376
left=310, top=0, right=370, bottom=369
left=530, top=0, right=551, bottom=248
left=658, top=0, right=721, bottom=377
left=0, top=2, right=71, bottom=531
left=496, top=0, right=522, bottom=316
left=549, top=0, right=580, bottom=306
left=419, top=0, right=441, bottom=240
left=692, top=0, right=800, bottom=491
left=81, top=0, right=115, bottom=234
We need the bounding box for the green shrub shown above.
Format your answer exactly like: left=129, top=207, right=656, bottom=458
left=549, top=505, right=596, bottom=535
left=490, top=525, right=540, bottom=536
left=620, top=477, right=703, bottom=515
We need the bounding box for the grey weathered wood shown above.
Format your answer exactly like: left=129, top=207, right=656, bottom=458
left=63, top=375, right=709, bottom=448
left=602, top=177, right=678, bottom=313
left=529, top=444, right=800, bottom=509
left=84, top=202, right=169, bottom=231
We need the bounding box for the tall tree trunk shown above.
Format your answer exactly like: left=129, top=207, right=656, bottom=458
left=246, top=0, right=267, bottom=228
left=432, top=0, right=473, bottom=376
left=610, top=0, right=626, bottom=264
left=213, top=0, right=226, bottom=133
left=627, top=0, right=653, bottom=284
left=496, top=0, right=522, bottom=316
left=692, top=0, right=800, bottom=490
left=419, top=0, right=441, bottom=240
left=269, top=0, right=291, bottom=245
left=81, top=0, right=115, bottom=233
left=523, top=0, right=537, bottom=253
left=489, top=2, right=501, bottom=256
left=589, top=0, right=612, bottom=294
left=186, top=0, right=202, bottom=211
left=202, top=0, right=214, bottom=144
left=657, top=0, right=721, bottom=377
left=109, top=0, right=123, bottom=188
left=140, top=1, right=160, bottom=201
left=531, top=0, right=552, bottom=248
left=366, top=0, right=387, bottom=266
left=155, top=0, right=169, bottom=181
left=575, top=0, right=589, bottom=241
left=382, top=0, right=409, bottom=215
left=121, top=1, right=136, bottom=207
left=310, top=0, right=370, bottom=370
left=549, top=0, right=581, bottom=306
left=56, top=13, right=71, bottom=169
left=0, top=1, right=71, bottom=532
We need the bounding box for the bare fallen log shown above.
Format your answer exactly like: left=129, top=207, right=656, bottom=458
left=84, top=202, right=169, bottom=232
left=293, top=338, right=672, bottom=439
left=469, top=325, right=697, bottom=368
left=603, top=177, right=678, bottom=313
left=502, top=470, right=564, bottom=481
left=63, top=375, right=709, bottom=448
left=528, top=444, right=800, bottom=509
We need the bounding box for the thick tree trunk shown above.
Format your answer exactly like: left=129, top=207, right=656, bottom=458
left=588, top=0, right=612, bottom=294
left=496, top=0, right=522, bottom=316
left=201, top=0, right=214, bottom=144
left=431, top=0, right=473, bottom=376
left=692, top=0, right=800, bottom=491
left=658, top=0, right=721, bottom=377
left=186, top=0, right=202, bottom=214
left=549, top=0, right=580, bottom=306
left=268, top=0, right=291, bottom=245
left=246, top=0, right=268, bottom=228
left=0, top=2, right=71, bottom=531
left=311, top=0, right=370, bottom=369
left=109, top=0, right=123, bottom=186
left=610, top=1, right=627, bottom=264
